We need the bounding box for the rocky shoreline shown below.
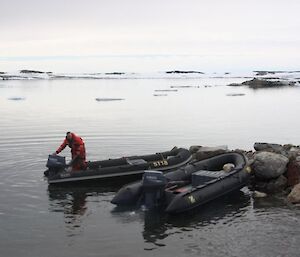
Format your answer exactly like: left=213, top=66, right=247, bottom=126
left=189, top=143, right=300, bottom=204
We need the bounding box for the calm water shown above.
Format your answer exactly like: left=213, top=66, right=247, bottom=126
left=1, top=78, right=300, bottom=257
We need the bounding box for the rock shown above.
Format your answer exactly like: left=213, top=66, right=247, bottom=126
left=165, top=70, right=204, bottom=74
left=227, top=83, right=243, bottom=87
left=242, top=78, right=295, bottom=89
left=226, top=93, right=245, bottom=96
left=20, top=69, right=45, bottom=74
left=287, top=183, right=300, bottom=204
left=253, top=142, right=286, bottom=155
left=193, top=145, right=228, bottom=161
left=234, top=149, right=254, bottom=161
left=253, top=190, right=267, bottom=198
left=254, top=175, right=287, bottom=193
left=105, top=72, right=125, bottom=75
left=286, top=160, right=300, bottom=186
left=189, top=145, right=202, bottom=154
left=252, top=152, right=289, bottom=180
left=227, top=78, right=296, bottom=89
left=254, top=71, right=272, bottom=76
left=266, top=175, right=287, bottom=192
left=287, top=146, right=300, bottom=160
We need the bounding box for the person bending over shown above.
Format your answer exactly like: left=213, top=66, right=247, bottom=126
left=54, top=132, right=87, bottom=171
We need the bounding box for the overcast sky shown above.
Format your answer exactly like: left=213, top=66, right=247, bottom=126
left=0, top=0, right=299, bottom=72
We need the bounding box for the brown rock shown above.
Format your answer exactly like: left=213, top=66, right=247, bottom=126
left=286, top=160, right=300, bottom=186
left=287, top=183, right=300, bottom=203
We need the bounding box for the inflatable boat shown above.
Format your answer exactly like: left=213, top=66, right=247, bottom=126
left=44, top=147, right=192, bottom=184
left=111, top=152, right=251, bottom=214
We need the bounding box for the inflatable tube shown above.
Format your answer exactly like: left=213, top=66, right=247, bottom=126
left=45, top=147, right=192, bottom=184
left=111, top=152, right=251, bottom=214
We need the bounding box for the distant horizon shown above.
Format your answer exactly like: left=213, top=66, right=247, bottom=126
left=1, top=54, right=299, bottom=74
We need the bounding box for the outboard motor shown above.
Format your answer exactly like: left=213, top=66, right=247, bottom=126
left=45, top=155, right=66, bottom=176
left=142, top=170, right=167, bottom=210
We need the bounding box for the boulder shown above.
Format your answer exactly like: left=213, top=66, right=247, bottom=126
left=253, top=142, right=286, bottom=154
left=286, top=159, right=300, bottom=186
left=287, top=183, right=300, bottom=204
left=234, top=149, right=254, bottom=161
left=287, top=147, right=300, bottom=160
left=254, top=175, right=287, bottom=193
left=242, top=78, right=295, bottom=89
left=252, top=152, right=289, bottom=180
left=193, top=145, right=228, bottom=161
left=266, top=175, right=287, bottom=192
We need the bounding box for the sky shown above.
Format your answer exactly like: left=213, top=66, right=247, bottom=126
left=0, top=0, right=299, bottom=72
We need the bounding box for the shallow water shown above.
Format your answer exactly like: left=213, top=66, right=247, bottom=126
left=0, top=78, right=300, bottom=257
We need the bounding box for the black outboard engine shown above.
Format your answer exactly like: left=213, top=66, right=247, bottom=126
left=45, top=155, right=66, bottom=176
left=142, top=170, right=167, bottom=210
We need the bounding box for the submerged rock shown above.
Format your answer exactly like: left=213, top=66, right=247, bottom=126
left=287, top=183, right=300, bottom=203
left=252, top=152, right=289, bottom=180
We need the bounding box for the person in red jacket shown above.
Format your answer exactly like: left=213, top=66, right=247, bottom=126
left=54, top=132, right=87, bottom=171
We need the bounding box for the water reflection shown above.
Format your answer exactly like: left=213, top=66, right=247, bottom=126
left=111, top=189, right=251, bottom=249
left=142, top=190, right=251, bottom=248
left=47, top=183, right=121, bottom=236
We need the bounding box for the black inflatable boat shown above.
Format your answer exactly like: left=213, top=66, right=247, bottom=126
left=111, top=152, right=251, bottom=214
left=44, top=147, right=192, bottom=184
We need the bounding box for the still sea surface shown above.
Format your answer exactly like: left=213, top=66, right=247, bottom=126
left=0, top=77, right=300, bottom=257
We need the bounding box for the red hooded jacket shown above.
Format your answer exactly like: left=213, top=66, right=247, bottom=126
left=56, top=133, right=86, bottom=161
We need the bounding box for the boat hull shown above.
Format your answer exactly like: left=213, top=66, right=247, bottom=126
left=111, top=152, right=251, bottom=213
left=45, top=148, right=192, bottom=184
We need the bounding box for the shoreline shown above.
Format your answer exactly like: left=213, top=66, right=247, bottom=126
left=189, top=142, right=300, bottom=204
